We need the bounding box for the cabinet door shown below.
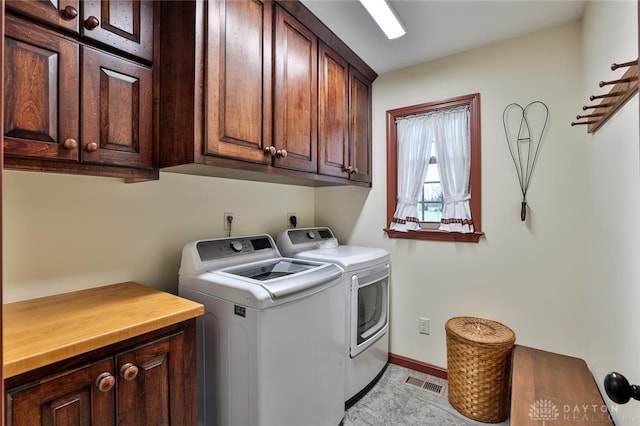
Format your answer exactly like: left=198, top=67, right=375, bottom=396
left=5, top=0, right=81, bottom=34
left=82, top=0, right=154, bottom=61
left=4, top=15, right=80, bottom=162
left=273, top=6, right=317, bottom=173
left=318, top=42, right=349, bottom=179
left=349, top=67, right=372, bottom=183
left=81, top=47, right=152, bottom=169
left=7, top=358, right=115, bottom=426
left=204, top=0, right=272, bottom=165
left=116, top=332, right=187, bottom=426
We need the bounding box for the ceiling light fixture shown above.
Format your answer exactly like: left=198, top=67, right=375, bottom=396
left=359, top=0, right=406, bottom=40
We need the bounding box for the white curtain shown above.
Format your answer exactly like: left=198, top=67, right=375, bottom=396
left=434, top=106, right=474, bottom=233
left=389, top=114, right=434, bottom=232
left=389, top=105, right=473, bottom=234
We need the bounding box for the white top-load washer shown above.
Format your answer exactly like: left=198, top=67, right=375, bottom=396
left=277, top=227, right=390, bottom=405
left=178, top=234, right=345, bottom=426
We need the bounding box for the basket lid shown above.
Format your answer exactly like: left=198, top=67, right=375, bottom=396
left=445, top=316, right=515, bottom=345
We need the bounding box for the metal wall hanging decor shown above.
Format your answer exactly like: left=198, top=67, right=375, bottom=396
left=503, top=101, right=549, bottom=221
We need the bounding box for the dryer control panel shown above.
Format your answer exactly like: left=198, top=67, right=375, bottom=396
left=277, top=227, right=338, bottom=256
left=288, top=228, right=334, bottom=244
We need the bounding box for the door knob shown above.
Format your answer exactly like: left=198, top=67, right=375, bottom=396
left=604, top=372, right=640, bottom=404
left=276, top=149, right=288, bottom=158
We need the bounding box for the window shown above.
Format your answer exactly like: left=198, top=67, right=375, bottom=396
left=384, top=93, right=483, bottom=242
left=418, top=144, right=443, bottom=226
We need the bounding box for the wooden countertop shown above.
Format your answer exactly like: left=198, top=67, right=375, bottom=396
left=511, top=345, right=613, bottom=425
left=3, top=282, right=204, bottom=378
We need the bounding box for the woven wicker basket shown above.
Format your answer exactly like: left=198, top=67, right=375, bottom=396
left=445, top=317, right=515, bottom=423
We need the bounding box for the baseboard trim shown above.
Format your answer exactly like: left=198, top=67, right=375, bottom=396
left=388, top=353, right=448, bottom=380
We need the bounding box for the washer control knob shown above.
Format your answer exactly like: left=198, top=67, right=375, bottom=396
left=230, top=241, right=243, bottom=252
left=306, top=231, right=315, bottom=239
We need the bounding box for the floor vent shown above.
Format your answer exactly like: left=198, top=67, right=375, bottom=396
left=404, top=375, right=444, bottom=395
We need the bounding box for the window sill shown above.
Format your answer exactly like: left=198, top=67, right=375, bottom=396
left=383, top=228, right=484, bottom=243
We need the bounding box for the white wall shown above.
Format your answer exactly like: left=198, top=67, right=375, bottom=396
left=317, top=21, right=590, bottom=368
left=3, top=171, right=315, bottom=302
left=582, top=1, right=640, bottom=424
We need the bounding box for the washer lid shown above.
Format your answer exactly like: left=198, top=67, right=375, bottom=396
left=214, top=258, right=343, bottom=300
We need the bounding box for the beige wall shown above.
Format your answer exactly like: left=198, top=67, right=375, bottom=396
left=3, top=171, right=315, bottom=302
left=318, top=22, right=589, bottom=366
left=582, top=1, right=640, bottom=424
left=4, top=5, right=639, bottom=422
left=316, top=1, right=639, bottom=422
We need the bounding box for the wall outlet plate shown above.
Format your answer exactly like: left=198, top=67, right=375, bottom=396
left=287, top=212, right=297, bottom=228
left=419, top=317, right=430, bottom=335
left=224, top=213, right=233, bottom=230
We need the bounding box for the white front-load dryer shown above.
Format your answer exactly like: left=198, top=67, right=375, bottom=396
left=277, top=227, right=390, bottom=406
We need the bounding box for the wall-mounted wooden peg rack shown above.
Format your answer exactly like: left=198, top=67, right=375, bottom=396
left=571, top=58, right=638, bottom=133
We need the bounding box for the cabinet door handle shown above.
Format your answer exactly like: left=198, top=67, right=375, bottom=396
left=119, top=363, right=139, bottom=381
left=62, top=138, right=78, bottom=150
left=84, top=15, right=100, bottom=30
left=61, top=5, right=78, bottom=19
left=85, top=142, right=99, bottom=152
left=276, top=149, right=288, bottom=158
left=345, top=166, right=354, bottom=173
left=264, top=146, right=276, bottom=156
left=96, top=372, right=115, bottom=392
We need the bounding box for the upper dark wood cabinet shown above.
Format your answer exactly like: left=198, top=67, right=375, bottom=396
left=159, top=0, right=376, bottom=186
left=317, top=43, right=372, bottom=183
left=5, top=0, right=81, bottom=34
left=82, top=0, right=154, bottom=62
left=349, top=66, right=373, bottom=183
left=81, top=47, right=152, bottom=169
left=318, top=42, right=350, bottom=179
left=3, top=1, right=157, bottom=180
left=273, top=5, right=317, bottom=173
left=4, top=15, right=80, bottom=162
left=5, top=0, right=153, bottom=62
left=203, top=0, right=273, bottom=164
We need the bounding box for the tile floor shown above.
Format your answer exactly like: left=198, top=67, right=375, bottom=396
left=343, top=364, right=510, bottom=426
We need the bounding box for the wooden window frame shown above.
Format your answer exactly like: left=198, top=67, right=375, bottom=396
left=384, top=93, right=484, bottom=243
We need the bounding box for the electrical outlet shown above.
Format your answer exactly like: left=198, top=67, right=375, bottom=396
left=224, top=213, right=234, bottom=230
left=287, top=212, right=297, bottom=228
left=419, top=317, right=430, bottom=335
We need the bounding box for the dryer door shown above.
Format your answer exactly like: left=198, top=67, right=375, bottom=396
left=349, top=263, right=389, bottom=358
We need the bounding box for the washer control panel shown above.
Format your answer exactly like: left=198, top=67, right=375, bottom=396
left=197, top=235, right=275, bottom=262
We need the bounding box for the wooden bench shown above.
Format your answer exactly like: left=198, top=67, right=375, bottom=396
left=511, top=345, right=613, bottom=425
